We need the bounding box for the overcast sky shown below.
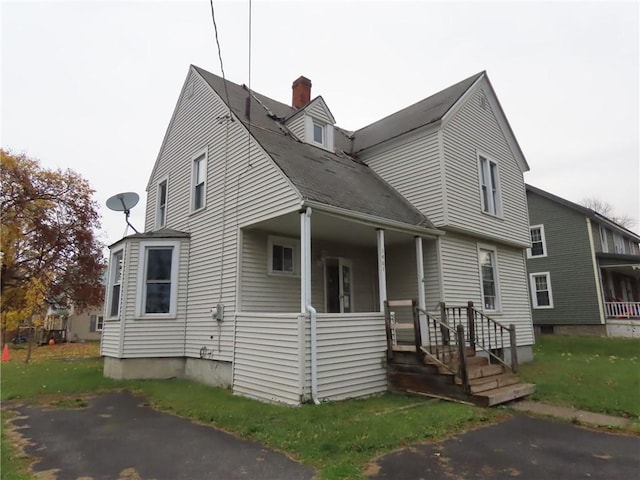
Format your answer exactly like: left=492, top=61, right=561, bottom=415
left=2, top=0, right=639, bottom=248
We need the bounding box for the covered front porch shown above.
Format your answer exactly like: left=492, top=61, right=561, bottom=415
left=233, top=206, right=442, bottom=404
left=598, top=253, right=640, bottom=337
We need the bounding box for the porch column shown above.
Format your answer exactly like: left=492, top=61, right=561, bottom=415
left=415, top=236, right=428, bottom=345
left=300, top=208, right=312, bottom=312
left=377, top=229, right=387, bottom=311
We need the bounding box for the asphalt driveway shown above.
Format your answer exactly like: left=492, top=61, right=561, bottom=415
left=8, top=392, right=314, bottom=480
left=367, top=414, right=640, bottom=479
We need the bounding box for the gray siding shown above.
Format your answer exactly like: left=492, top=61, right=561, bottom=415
left=526, top=191, right=602, bottom=325
left=141, top=68, right=300, bottom=363
left=442, top=89, right=530, bottom=246
left=440, top=232, right=534, bottom=346
left=362, top=130, right=444, bottom=225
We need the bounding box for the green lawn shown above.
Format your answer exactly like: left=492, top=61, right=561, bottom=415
left=2, top=335, right=639, bottom=479
left=518, top=335, right=640, bottom=418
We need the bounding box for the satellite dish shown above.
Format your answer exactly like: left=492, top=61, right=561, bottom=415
left=106, top=192, right=140, bottom=235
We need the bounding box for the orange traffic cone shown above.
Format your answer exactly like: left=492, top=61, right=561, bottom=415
left=2, top=344, right=9, bottom=362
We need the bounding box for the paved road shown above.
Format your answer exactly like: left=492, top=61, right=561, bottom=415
left=9, top=392, right=314, bottom=480
left=368, top=414, right=640, bottom=479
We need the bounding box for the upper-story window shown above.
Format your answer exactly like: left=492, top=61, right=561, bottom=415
left=191, top=150, right=207, bottom=212
left=156, top=179, right=168, bottom=228
left=107, top=249, right=124, bottom=318
left=313, top=122, right=324, bottom=145
left=528, top=225, right=547, bottom=258
left=478, top=154, right=502, bottom=216
left=613, top=233, right=626, bottom=254
left=599, top=225, right=609, bottom=252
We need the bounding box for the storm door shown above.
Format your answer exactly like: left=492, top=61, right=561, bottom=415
left=324, top=258, right=353, bottom=313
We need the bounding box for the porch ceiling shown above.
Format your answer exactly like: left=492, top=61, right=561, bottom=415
left=246, top=211, right=416, bottom=246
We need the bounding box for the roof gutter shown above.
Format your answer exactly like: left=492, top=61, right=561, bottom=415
left=301, top=200, right=444, bottom=238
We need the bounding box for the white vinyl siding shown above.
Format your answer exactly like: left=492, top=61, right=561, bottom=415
left=527, top=225, right=547, bottom=258
left=439, top=233, right=533, bottom=345
left=141, top=69, right=301, bottom=362
left=363, top=129, right=444, bottom=225
left=100, top=320, right=122, bottom=356
left=529, top=272, right=554, bottom=309
left=442, top=89, right=530, bottom=245
left=286, top=114, right=306, bottom=140
left=233, top=313, right=303, bottom=405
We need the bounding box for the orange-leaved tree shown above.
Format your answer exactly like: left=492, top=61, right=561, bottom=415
left=1, top=150, right=106, bottom=360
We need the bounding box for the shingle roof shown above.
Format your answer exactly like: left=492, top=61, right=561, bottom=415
left=193, top=65, right=435, bottom=229
left=352, top=72, right=484, bottom=153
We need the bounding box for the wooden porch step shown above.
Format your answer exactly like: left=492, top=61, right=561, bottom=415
left=473, top=383, right=536, bottom=407
left=391, top=323, right=415, bottom=330
left=392, top=345, right=417, bottom=352
left=465, top=363, right=504, bottom=380
left=457, top=373, right=521, bottom=393
left=422, top=345, right=476, bottom=357
left=434, top=355, right=488, bottom=373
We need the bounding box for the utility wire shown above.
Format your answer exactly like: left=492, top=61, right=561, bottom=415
left=209, top=0, right=233, bottom=119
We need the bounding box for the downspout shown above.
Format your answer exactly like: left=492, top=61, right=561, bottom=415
left=300, top=207, right=320, bottom=404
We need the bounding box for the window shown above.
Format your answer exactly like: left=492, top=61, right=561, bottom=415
left=529, top=272, right=554, bottom=308
left=313, top=122, right=324, bottom=145
left=136, top=241, right=179, bottom=317
left=267, top=236, right=299, bottom=276
left=90, top=315, right=104, bottom=332
left=108, top=249, right=124, bottom=318
left=599, top=226, right=609, bottom=252
left=613, top=233, right=626, bottom=254
left=478, top=246, right=499, bottom=311
left=157, top=179, right=168, bottom=228
left=478, top=154, right=501, bottom=215
left=528, top=225, right=547, bottom=258
left=192, top=151, right=207, bottom=211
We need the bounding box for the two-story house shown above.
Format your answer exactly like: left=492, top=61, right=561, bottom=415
left=526, top=184, right=640, bottom=337
left=101, top=66, right=535, bottom=405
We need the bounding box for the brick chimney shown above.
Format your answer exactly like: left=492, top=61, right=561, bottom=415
left=292, top=76, right=312, bottom=109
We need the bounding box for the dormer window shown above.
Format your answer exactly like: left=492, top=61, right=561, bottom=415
left=313, top=122, right=324, bottom=145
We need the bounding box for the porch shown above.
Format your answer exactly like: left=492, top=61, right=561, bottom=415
left=599, top=257, right=640, bottom=337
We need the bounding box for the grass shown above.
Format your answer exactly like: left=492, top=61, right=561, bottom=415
left=1, top=342, right=495, bottom=479
left=518, top=335, right=640, bottom=418
left=2, top=336, right=638, bottom=479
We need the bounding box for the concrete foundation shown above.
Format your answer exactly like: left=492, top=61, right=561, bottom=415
left=104, top=357, right=185, bottom=380
left=534, top=324, right=607, bottom=337
left=184, top=358, right=232, bottom=388
left=606, top=319, right=640, bottom=338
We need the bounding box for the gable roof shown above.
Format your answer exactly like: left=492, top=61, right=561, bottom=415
left=352, top=72, right=484, bottom=153
left=193, top=65, right=436, bottom=230
left=526, top=184, right=640, bottom=241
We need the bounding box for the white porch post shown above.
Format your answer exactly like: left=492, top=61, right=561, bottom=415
left=300, top=209, right=312, bottom=312
left=415, top=236, right=428, bottom=344
left=377, top=229, right=387, bottom=312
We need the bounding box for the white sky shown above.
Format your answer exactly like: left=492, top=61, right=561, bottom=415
left=2, top=0, right=639, bottom=248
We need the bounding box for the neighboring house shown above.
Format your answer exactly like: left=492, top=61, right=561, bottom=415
left=67, top=306, right=104, bottom=342
left=526, top=184, right=640, bottom=337
left=102, top=66, right=535, bottom=405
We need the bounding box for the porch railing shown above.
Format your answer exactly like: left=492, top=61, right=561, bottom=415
left=441, top=302, right=518, bottom=373
left=605, top=302, right=640, bottom=318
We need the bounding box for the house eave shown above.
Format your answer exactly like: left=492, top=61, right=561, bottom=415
left=301, top=200, right=444, bottom=238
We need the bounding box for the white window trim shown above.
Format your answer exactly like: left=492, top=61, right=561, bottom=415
left=267, top=235, right=300, bottom=277
left=477, top=152, right=502, bottom=217
left=156, top=176, right=169, bottom=229
left=135, top=240, right=180, bottom=319
left=529, top=272, right=554, bottom=309
left=304, top=115, right=334, bottom=151
left=477, top=243, right=501, bottom=312
left=527, top=224, right=548, bottom=258
left=96, top=315, right=104, bottom=331
left=106, top=247, right=125, bottom=320
left=190, top=147, right=208, bottom=213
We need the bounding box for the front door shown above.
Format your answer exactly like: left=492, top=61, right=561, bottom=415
left=325, top=258, right=353, bottom=313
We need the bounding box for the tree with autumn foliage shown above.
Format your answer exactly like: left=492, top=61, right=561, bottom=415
left=1, top=150, right=106, bottom=352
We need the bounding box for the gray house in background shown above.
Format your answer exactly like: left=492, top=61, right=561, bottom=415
left=525, top=184, right=640, bottom=337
